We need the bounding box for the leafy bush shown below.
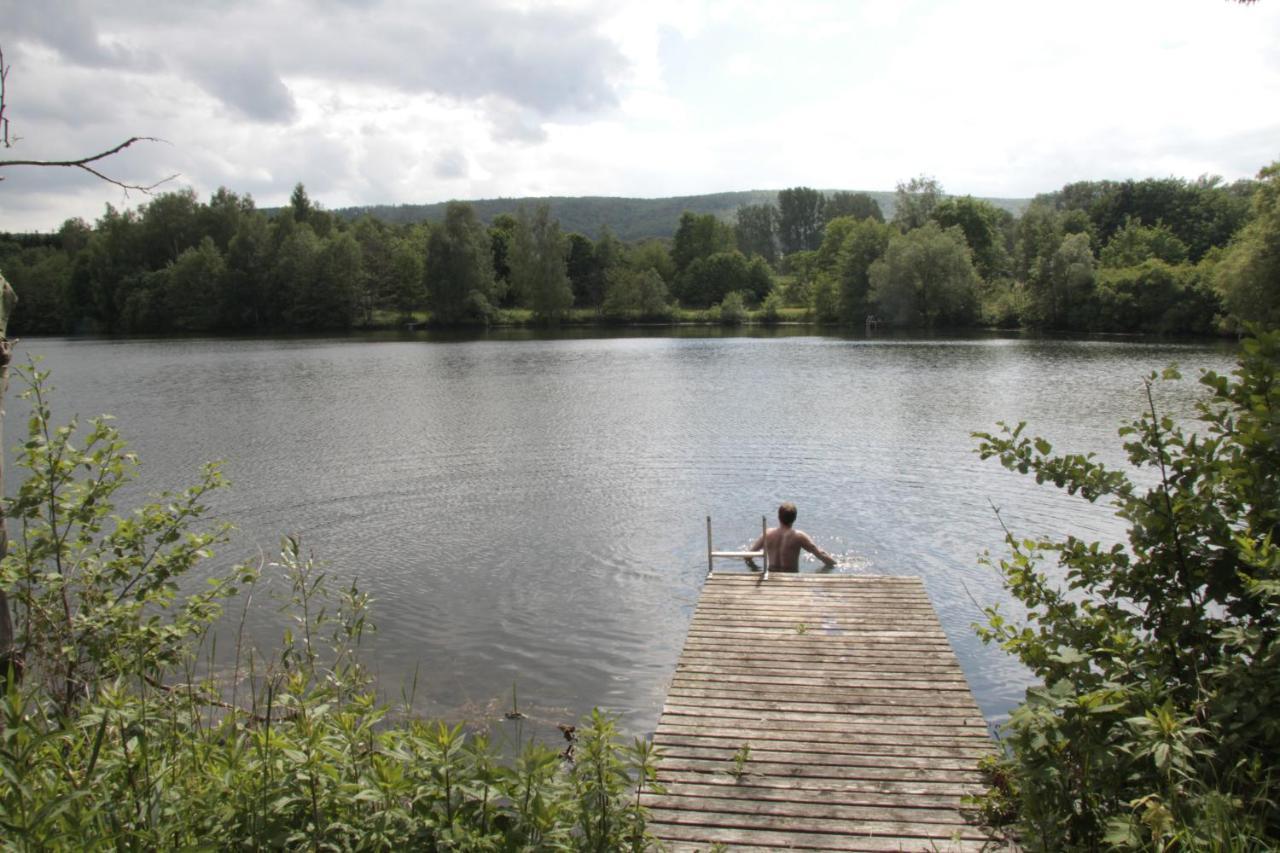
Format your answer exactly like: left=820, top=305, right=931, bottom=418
left=0, top=364, right=661, bottom=850
left=717, top=291, right=747, bottom=326
left=972, top=330, right=1280, bottom=850
left=759, top=290, right=783, bottom=325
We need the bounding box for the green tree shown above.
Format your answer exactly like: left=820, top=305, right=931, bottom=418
left=388, top=234, right=425, bottom=319
left=814, top=216, right=860, bottom=275
left=488, top=212, right=518, bottom=305
left=509, top=204, right=573, bottom=322
left=350, top=215, right=395, bottom=322
left=565, top=232, right=597, bottom=307
left=71, top=204, right=142, bottom=332
left=1216, top=161, right=1280, bottom=330
left=199, top=187, right=255, bottom=252
left=290, top=181, right=315, bottom=225
left=425, top=202, right=496, bottom=323
left=1031, top=232, right=1096, bottom=329
left=868, top=222, right=978, bottom=326
left=672, top=211, right=735, bottom=275
left=777, top=187, right=826, bottom=254
left=823, top=191, right=884, bottom=225
left=811, top=276, right=838, bottom=323
left=289, top=230, right=361, bottom=329
left=1099, top=218, right=1189, bottom=268
left=602, top=267, right=670, bottom=319
left=932, top=195, right=1010, bottom=281
left=718, top=290, right=748, bottom=325
left=973, top=331, right=1280, bottom=849
left=626, top=239, right=674, bottom=286
left=164, top=236, right=225, bottom=332
left=835, top=217, right=894, bottom=324
left=3, top=247, right=71, bottom=334
left=137, top=188, right=203, bottom=270
left=892, top=175, right=943, bottom=232
left=676, top=250, right=758, bottom=308
left=1094, top=260, right=1193, bottom=333
left=734, top=203, right=779, bottom=264
left=1047, top=176, right=1251, bottom=262
left=590, top=225, right=625, bottom=310
left=222, top=212, right=272, bottom=328
left=269, top=223, right=322, bottom=327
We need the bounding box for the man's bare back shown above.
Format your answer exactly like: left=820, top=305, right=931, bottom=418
left=749, top=503, right=837, bottom=572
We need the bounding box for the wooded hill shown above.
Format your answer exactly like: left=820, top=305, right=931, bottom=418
left=327, top=189, right=1032, bottom=241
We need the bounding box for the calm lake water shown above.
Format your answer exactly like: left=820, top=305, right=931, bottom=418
left=5, top=329, right=1237, bottom=738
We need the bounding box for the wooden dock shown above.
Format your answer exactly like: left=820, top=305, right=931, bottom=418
left=643, top=573, right=995, bottom=851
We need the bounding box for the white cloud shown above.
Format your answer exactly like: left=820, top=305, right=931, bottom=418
left=0, top=0, right=1277, bottom=231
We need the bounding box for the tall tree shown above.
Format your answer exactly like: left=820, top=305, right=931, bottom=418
left=835, top=217, right=895, bottom=324
left=1031, top=232, right=1096, bottom=329
left=425, top=202, right=496, bottom=323
left=509, top=204, right=573, bottom=322
left=672, top=211, right=735, bottom=274
left=388, top=233, right=426, bottom=320
left=488, top=213, right=518, bottom=306
left=565, top=233, right=596, bottom=308
left=892, top=175, right=943, bottom=232
left=1098, top=218, right=1188, bottom=268
left=823, top=191, right=884, bottom=225
left=734, top=203, right=779, bottom=264
left=777, top=187, right=826, bottom=255
left=931, top=195, right=1009, bottom=281
left=868, top=223, right=978, bottom=326
left=289, top=182, right=315, bottom=225
left=223, top=212, right=271, bottom=329
left=164, top=237, right=225, bottom=332
left=1216, top=161, right=1280, bottom=330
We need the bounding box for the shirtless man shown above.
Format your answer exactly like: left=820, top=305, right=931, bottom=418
left=747, top=502, right=837, bottom=572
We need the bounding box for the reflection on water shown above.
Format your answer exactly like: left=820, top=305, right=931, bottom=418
left=7, top=330, right=1237, bottom=734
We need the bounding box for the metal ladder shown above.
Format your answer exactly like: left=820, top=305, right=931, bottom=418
left=706, top=515, right=769, bottom=579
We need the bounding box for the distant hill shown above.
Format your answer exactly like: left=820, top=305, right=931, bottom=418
left=332, top=190, right=1032, bottom=242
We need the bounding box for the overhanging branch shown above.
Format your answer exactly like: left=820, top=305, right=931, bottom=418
left=0, top=44, right=178, bottom=194
left=0, top=136, right=179, bottom=193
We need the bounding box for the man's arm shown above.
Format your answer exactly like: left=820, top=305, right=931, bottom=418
left=745, top=533, right=764, bottom=569
left=799, top=532, right=837, bottom=567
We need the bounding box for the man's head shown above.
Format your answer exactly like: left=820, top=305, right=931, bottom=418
left=778, top=502, right=797, bottom=526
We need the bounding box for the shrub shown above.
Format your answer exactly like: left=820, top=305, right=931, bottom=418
left=972, top=330, right=1280, bottom=850
left=0, top=364, right=662, bottom=850
left=718, top=291, right=747, bottom=326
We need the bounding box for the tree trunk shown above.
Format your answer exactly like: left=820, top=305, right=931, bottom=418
left=0, top=273, right=16, bottom=687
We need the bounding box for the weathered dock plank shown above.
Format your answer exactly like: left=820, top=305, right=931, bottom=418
left=643, top=573, right=994, bottom=851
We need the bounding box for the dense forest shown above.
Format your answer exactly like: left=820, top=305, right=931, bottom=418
left=327, top=189, right=1029, bottom=242
left=1, top=163, right=1276, bottom=336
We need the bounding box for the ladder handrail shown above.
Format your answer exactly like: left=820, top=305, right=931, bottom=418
left=706, top=515, right=769, bottom=579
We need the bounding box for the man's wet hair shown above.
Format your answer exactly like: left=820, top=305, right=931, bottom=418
left=778, top=502, right=798, bottom=525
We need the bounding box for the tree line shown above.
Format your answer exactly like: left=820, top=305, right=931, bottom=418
left=1, top=162, right=1276, bottom=336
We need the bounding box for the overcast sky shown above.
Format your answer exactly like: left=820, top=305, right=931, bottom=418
left=1, top=0, right=1277, bottom=232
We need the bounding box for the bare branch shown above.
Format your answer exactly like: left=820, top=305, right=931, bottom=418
left=0, top=137, right=180, bottom=193
left=0, top=44, right=178, bottom=194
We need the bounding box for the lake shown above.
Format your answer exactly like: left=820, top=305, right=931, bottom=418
left=4, top=329, right=1238, bottom=738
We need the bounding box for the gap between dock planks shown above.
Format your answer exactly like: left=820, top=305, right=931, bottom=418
left=643, top=573, right=996, bottom=852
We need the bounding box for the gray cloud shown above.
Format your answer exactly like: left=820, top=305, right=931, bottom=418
left=8, top=0, right=628, bottom=132
left=484, top=100, right=549, bottom=144
left=1, top=0, right=139, bottom=68
left=433, top=148, right=468, bottom=179
left=183, top=52, right=297, bottom=124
